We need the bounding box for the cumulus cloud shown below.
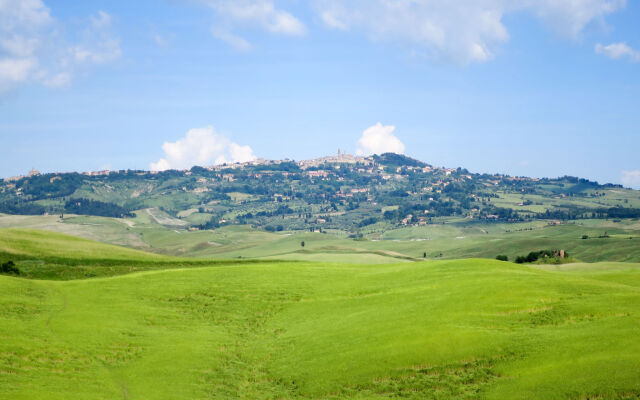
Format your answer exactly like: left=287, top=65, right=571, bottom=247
left=150, top=126, right=257, bottom=171
left=199, top=0, right=305, bottom=49
left=0, top=1, right=120, bottom=94
left=527, top=0, right=625, bottom=38
left=0, top=0, right=49, bottom=91
left=595, top=42, right=640, bottom=62
left=356, top=123, right=405, bottom=156
left=621, top=170, right=640, bottom=189
left=313, top=0, right=625, bottom=64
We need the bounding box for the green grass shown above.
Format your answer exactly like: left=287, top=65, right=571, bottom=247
left=0, top=228, right=164, bottom=261
left=2, top=213, right=640, bottom=264
left=1, top=229, right=640, bottom=398
left=2, top=256, right=640, bottom=399
left=0, top=229, right=269, bottom=280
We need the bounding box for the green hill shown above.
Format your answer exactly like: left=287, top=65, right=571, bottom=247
left=0, top=228, right=166, bottom=261
left=3, top=215, right=639, bottom=264
left=1, top=256, right=639, bottom=399
left=0, top=229, right=257, bottom=280
left=2, top=154, right=639, bottom=236
left=1, top=154, right=638, bottom=267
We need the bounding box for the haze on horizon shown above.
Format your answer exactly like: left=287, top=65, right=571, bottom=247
left=1, top=0, right=639, bottom=188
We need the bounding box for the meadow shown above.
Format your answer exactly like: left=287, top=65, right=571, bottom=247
left=1, top=212, right=639, bottom=264
left=1, top=229, right=640, bottom=399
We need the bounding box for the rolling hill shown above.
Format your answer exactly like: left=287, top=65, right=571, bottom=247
left=2, top=153, right=639, bottom=236
left=0, top=232, right=639, bottom=399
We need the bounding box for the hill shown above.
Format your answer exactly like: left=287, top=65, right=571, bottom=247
left=1, top=153, right=639, bottom=236
left=2, top=214, right=640, bottom=264
left=0, top=228, right=261, bottom=280
left=0, top=228, right=165, bottom=261
left=1, top=254, right=639, bottom=398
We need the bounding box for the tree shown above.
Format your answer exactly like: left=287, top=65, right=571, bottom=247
left=496, top=255, right=508, bottom=262
left=423, top=252, right=427, bottom=258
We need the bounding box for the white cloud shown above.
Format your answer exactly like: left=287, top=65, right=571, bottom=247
left=319, top=10, right=348, bottom=30
left=42, top=71, right=71, bottom=88
left=200, top=0, right=305, bottom=49
left=70, top=38, right=121, bottom=65
left=0, top=1, right=120, bottom=94
left=0, top=58, right=37, bottom=84
left=150, top=126, right=257, bottom=171
left=1, top=0, right=52, bottom=25
left=211, top=29, right=253, bottom=51
left=0, top=0, right=49, bottom=91
left=526, top=0, right=626, bottom=38
left=356, top=123, right=405, bottom=156
left=67, top=10, right=121, bottom=65
left=313, top=0, right=625, bottom=64
left=595, top=42, right=640, bottom=62
left=621, top=170, right=640, bottom=189
left=90, top=10, right=112, bottom=29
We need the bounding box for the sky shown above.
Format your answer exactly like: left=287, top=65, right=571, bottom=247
left=0, top=0, right=639, bottom=188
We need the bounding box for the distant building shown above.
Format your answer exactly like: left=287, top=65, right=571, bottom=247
left=5, top=168, right=41, bottom=182
left=307, top=170, right=329, bottom=178
left=298, top=150, right=371, bottom=169
left=83, top=170, right=111, bottom=177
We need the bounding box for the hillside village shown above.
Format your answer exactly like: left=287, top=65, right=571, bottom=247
left=1, top=152, right=638, bottom=233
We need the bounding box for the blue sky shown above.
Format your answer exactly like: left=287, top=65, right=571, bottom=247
left=1, top=0, right=639, bottom=188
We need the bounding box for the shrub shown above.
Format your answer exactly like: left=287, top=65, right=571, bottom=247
left=0, top=261, right=20, bottom=275
left=357, top=217, right=379, bottom=227
left=64, top=198, right=134, bottom=218
left=514, top=250, right=569, bottom=264
left=496, top=255, right=509, bottom=262
left=581, top=235, right=589, bottom=240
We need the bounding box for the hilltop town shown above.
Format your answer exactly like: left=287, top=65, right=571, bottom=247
left=1, top=152, right=637, bottom=234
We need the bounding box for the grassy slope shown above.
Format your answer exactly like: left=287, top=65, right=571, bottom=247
left=3, top=213, right=640, bottom=263
left=2, top=213, right=640, bottom=264
left=1, top=258, right=640, bottom=399
left=0, top=228, right=165, bottom=261
left=0, top=228, right=266, bottom=280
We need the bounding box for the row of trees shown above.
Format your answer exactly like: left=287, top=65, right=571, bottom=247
left=64, top=198, right=134, bottom=218
left=0, top=200, right=46, bottom=215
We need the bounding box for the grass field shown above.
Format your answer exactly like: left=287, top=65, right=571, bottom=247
left=1, top=230, right=640, bottom=399
left=0, top=229, right=263, bottom=280
left=2, top=213, right=638, bottom=264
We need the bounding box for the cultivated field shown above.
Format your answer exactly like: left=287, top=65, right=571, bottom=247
left=1, top=212, right=639, bottom=263
left=1, top=230, right=639, bottom=399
